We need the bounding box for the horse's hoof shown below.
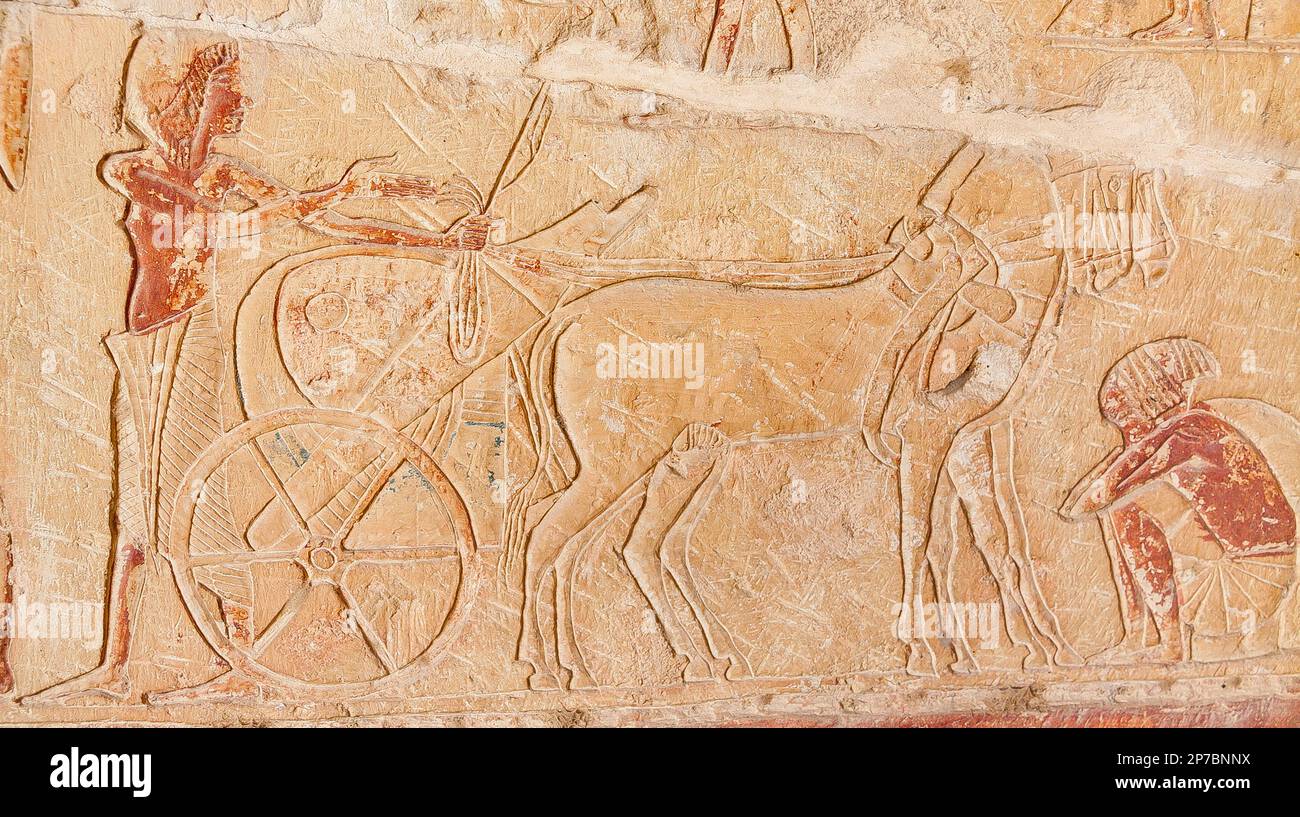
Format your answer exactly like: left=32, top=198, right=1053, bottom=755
left=681, top=659, right=713, bottom=684
left=527, top=670, right=563, bottom=691
left=567, top=668, right=598, bottom=689
left=722, top=654, right=753, bottom=681
left=1054, top=645, right=1085, bottom=667
left=708, top=657, right=733, bottom=681
left=950, top=658, right=980, bottom=675
left=1022, top=650, right=1051, bottom=672
left=905, top=645, right=939, bottom=678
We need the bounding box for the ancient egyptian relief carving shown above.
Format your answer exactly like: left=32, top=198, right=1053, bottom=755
left=703, top=0, right=816, bottom=75
left=0, top=4, right=32, bottom=191
left=1063, top=338, right=1300, bottom=664
left=6, top=3, right=1296, bottom=714
left=501, top=142, right=1168, bottom=687
left=25, top=35, right=502, bottom=704
left=1049, top=0, right=1300, bottom=51
left=873, top=150, right=1180, bottom=676
left=24, top=34, right=659, bottom=704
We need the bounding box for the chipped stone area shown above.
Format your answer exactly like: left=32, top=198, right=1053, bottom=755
left=0, top=0, right=1298, bottom=726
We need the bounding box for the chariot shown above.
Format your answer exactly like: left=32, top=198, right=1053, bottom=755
left=160, top=217, right=903, bottom=698
left=155, top=146, right=1284, bottom=698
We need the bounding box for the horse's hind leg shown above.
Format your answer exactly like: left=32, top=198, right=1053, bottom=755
left=553, top=543, right=597, bottom=689
left=551, top=477, right=654, bottom=689
left=623, top=425, right=732, bottom=681
left=520, top=475, right=620, bottom=689
left=660, top=437, right=752, bottom=679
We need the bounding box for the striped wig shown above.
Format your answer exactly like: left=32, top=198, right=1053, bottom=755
left=1100, top=337, right=1220, bottom=427
left=153, top=41, right=239, bottom=168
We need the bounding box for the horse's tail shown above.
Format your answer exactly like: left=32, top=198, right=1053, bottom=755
left=499, top=315, right=578, bottom=591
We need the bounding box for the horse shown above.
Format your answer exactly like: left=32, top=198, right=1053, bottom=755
left=881, top=156, right=1177, bottom=675
left=504, top=146, right=994, bottom=688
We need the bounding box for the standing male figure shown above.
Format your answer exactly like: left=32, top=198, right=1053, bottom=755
left=28, top=38, right=485, bottom=704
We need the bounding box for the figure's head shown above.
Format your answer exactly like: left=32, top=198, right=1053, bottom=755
left=153, top=42, right=244, bottom=168
left=1099, top=337, right=1218, bottom=437
left=124, top=37, right=244, bottom=170
left=199, top=45, right=247, bottom=137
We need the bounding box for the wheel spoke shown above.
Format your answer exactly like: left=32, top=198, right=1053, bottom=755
left=250, top=583, right=313, bottom=657
left=249, top=440, right=313, bottom=543
left=344, top=544, right=460, bottom=563
left=188, top=548, right=303, bottom=567
left=332, top=449, right=407, bottom=546
left=337, top=584, right=398, bottom=674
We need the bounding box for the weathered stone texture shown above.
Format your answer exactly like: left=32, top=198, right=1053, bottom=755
left=0, top=0, right=1297, bottom=725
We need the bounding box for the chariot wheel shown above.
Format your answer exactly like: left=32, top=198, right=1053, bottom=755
left=167, top=407, right=476, bottom=700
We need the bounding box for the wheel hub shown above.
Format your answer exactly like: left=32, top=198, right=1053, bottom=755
left=301, top=536, right=343, bottom=582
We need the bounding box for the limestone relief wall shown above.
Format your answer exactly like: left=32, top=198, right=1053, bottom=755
left=0, top=0, right=1298, bottom=726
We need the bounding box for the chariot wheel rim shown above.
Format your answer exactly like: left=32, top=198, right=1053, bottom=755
left=167, top=407, right=477, bottom=699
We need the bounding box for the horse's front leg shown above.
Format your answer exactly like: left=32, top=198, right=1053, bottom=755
left=989, top=423, right=1084, bottom=667
left=897, top=442, right=942, bottom=677
left=521, top=473, right=629, bottom=689
left=623, top=427, right=733, bottom=681
left=623, top=499, right=708, bottom=678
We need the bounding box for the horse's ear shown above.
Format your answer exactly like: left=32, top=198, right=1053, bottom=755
left=888, top=208, right=937, bottom=259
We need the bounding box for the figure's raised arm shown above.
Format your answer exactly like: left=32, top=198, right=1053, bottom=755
left=300, top=210, right=495, bottom=251
left=220, top=155, right=485, bottom=234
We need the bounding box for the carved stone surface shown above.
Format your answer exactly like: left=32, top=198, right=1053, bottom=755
left=0, top=0, right=1297, bottom=726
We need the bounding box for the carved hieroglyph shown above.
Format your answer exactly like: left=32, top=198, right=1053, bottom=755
left=0, top=1, right=1298, bottom=725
